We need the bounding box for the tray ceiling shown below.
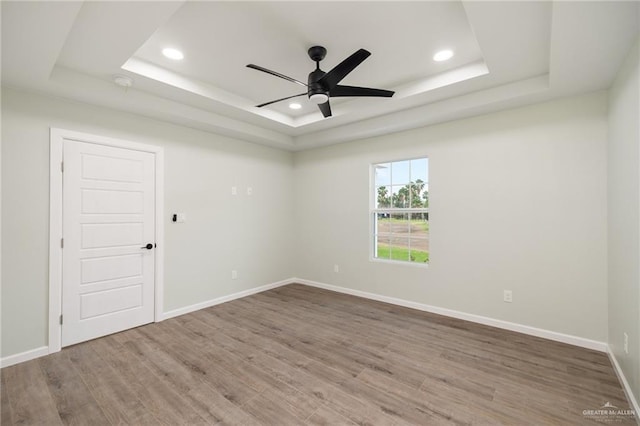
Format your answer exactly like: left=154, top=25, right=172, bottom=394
left=2, top=1, right=638, bottom=150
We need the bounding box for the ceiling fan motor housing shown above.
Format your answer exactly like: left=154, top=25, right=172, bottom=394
left=308, top=68, right=328, bottom=102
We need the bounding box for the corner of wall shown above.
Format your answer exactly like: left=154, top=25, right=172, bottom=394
left=606, top=34, right=640, bottom=413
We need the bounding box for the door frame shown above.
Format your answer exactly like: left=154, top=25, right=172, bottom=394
left=48, top=128, right=165, bottom=354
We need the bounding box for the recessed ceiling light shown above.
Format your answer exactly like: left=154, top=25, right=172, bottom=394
left=433, top=49, right=454, bottom=62
left=162, top=47, right=184, bottom=61
left=289, top=102, right=302, bottom=110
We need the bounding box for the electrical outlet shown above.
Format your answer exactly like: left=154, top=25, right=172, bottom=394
left=231, top=270, right=238, bottom=280
left=624, top=332, right=629, bottom=354
left=247, top=187, right=253, bottom=196
left=231, top=186, right=237, bottom=196
left=334, top=264, right=339, bottom=273
left=503, top=290, right=513, bottom=303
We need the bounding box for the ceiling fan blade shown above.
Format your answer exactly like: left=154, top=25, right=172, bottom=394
left=331, top=85, right=394, bottom=98
left=318, top=49, right=371, bottom=89
left=256, top=93, right=307, bottom=108
left=318, top=100, right=332, bottom=118
left=247, top=64, right=308, bottom=87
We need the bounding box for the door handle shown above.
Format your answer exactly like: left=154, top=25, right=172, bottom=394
left=141, top=243, right=154, bottom=250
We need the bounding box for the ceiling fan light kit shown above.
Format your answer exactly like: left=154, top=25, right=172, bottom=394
left=247, top=45, right=394, bottom=118
left=309, top=93, right=329, bottom=104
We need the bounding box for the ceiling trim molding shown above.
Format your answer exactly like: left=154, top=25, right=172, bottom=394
left=293, top=74, right=550, bottom=150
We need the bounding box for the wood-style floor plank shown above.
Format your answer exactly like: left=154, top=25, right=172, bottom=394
left=2, top=360, right=62, bottom=425
left=40, top=351, right=110, bottom=425
left=1, top=283, right=637, bottom=425
left=1, top=370, right=13, bottom=425
left=305, top=405, right=358, bottom=426
left=91, top=334, right=208, bottom=425
left=66, top=343, right=153, bottom=425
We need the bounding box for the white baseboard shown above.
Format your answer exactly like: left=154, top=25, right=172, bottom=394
left=608, top=347, right=640, bottom=421
left=293, top=278, right=608, bottom=352
left=0, top=346, right=49, bottom=369
left=0, top=277, right=611, bottom=370
left=159, top=278, right=294, bottom=321
left=1, top=279, right=294, bottom=368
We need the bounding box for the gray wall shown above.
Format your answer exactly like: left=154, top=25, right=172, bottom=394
left=0, top=83, right=626, bottom=367
left=294, top=92, right=609, bottom=342
left=608, top=37, right=640, bottom=406
left=1, top=87, right=294, bottom=357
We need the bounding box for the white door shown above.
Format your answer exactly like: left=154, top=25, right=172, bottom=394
left=61, top=139, right=156, bottom=346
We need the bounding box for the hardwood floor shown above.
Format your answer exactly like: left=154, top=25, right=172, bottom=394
left=1, top=284, right=636, bottom=425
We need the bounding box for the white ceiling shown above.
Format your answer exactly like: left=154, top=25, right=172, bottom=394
left=2, top=1, right=638, bottom=151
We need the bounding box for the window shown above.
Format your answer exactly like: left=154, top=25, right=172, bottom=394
left=372, top=158, right=429, bottom=264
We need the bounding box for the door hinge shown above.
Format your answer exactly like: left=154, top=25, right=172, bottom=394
left=59, top=315, right=63, bottom=325
left=61, top=238, right=64, bottom=248
left=61, top=161, right=64, bottom=173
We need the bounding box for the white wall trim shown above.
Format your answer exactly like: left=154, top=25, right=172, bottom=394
left=160, top=278, right=294, bottom=320
left=607, top=347, right=640, bottom=420
left=3, top=279, right=293, bottom=367
left=8, top=276, right=611, bottom=367
left=0, top=346, right=49, bottom=369
left=154, top=149, right=165, bottom=323
left=49, top=128, right=64, bottom=354
left=48, top=128, right=165, bottom=354
left=293, top=278, right=608, bottom=352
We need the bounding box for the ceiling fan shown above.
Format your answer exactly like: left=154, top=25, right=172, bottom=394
left=247, top=46, right=394, bottom=118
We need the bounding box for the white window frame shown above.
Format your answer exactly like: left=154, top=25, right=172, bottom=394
left=370, top=156, right=429, bottom=267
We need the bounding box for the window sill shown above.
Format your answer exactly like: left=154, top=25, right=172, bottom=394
left=370, top=257, right=429, bottom=269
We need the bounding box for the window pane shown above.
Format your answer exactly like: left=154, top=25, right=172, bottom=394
left=408, top=181, right=427, bottom=208
left=388, top=237, right=410, bottom=261
left=391, top=160, right=410, bottom=185
left=389, top=212, right=409, bottom=234
left=376, top=213, right=391, bottom=236
left=375, top=237, right=391, bottom=259
left=409, top=237, right=429, bottom=263
left=388, top=213, right=410, bottom=261
left=375, top=213, right=390, bottom=259
left=423, top=183, right=429, bottom=208
left=376, top=186, right=391, bottom=208
left=410, top=158, right=428, bottom=183
left=408, top=213, right=429, bottom=238
left=391, top=185, right=410, bottom=208
left=374, top=163, right=391, bottom=186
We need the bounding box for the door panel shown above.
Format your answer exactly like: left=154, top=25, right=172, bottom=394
left=81, top=154, right=144, bottom=182
left=81, top=222, right=143, bottom=249
left=81, top=189, right=144, bottom=214
left=62, top=140, right=155, bottom=347
left=80, top=285, right=143, bottom=319
left=80, top=254, right=143, bottom=283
